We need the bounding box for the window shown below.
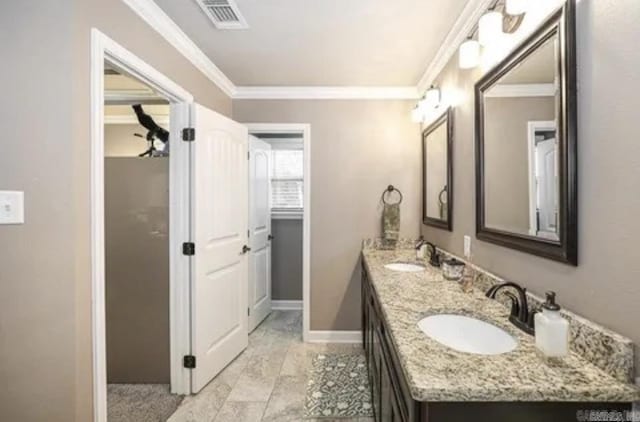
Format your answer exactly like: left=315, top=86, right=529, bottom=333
left=271, top=149, right=303, bottom=213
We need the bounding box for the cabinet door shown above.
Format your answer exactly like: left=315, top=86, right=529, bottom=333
left=371, top=323, right=382, bottom=420
left=379, top=343, right=393, bottom=422
left=390, top=390, right=405, bottom=422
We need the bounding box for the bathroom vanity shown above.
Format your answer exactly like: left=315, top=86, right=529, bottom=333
left=361, top=246, right=639, bottom=422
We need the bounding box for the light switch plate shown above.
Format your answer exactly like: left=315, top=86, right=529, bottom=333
left=0, top=191, right=25, bottom=224
left=463, top=235, right=471, bottom=258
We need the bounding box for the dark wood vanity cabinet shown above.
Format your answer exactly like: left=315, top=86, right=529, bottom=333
left=361, top=261, right=633, bottom=422
left=362, top=263, right=417, bottom=422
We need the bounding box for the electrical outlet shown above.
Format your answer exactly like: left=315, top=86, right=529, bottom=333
left=463, top=235, right=471, bottom=258
left=0, top=191, right=24, bottom=225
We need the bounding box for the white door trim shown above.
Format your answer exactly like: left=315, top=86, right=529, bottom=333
left=527, top=120, right=556, bottom=236
left=90, top=28, right=193, bottom=422
left=245, top=123, right=311, bottom=342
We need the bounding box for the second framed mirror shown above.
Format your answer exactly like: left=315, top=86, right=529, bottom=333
left=422, top=107, right=453, bottom=231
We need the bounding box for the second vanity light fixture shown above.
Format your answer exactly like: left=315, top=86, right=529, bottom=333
left=458, top=0, right=528, bottom=69
left=411, top=85, right=441, bottom=123
left=412, top=0, right=527, bottom=123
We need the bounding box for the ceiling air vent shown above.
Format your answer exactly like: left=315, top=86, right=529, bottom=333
left=195, top=0, right=249, bottom=29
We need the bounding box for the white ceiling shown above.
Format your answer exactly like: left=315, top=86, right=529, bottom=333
left=153, top=0, right=469, bottom=87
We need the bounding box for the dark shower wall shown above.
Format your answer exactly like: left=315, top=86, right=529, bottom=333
left=105, top=157, right=170, bottom=383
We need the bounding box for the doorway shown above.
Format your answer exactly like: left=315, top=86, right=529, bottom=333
left=246, top=124, right=311, bottom=342
left=102, top=65, right=181, bottom=421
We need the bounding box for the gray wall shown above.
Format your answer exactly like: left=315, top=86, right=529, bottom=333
left=484, top=96, right=555, bottom=234
left=421, top=0, right=640, bottom=374
left=105, top=158, right=170, bottom=384
left=271, top=219, right=303, bottom=300
left=0, top=0, right=231, bottom=420
left=234, top=100, right=422, bottom=330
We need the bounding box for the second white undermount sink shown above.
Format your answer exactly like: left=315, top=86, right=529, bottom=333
left=418, top=314, right=517, bottom=355
left=384, top=262, right=426, bottom=272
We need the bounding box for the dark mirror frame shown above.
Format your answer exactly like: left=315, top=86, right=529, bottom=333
left=422, top=107, right=453, bottom=231
left=474, top=1, right=577, bottom=265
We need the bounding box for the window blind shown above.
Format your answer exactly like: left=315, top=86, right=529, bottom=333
left=271, top=149, right=303, bottom=210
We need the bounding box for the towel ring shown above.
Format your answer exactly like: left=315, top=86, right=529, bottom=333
left=381, top=185, right=403, bottom=205
left=438, top=185, right=448, bottom=206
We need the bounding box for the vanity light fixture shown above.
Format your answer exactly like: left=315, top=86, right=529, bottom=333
left=423, top=85, right=441, bottom=109
left=505, top=0, right=527, bottom=15
left=478, top=10, right=503, bottom=46
left=459, top=38, right=481, bottom=69
left=411, top=104, right=424, bottom=123
left=411, top=86, right=441, bottom=123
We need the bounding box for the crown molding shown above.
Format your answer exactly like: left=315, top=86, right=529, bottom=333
left=104, top=114, right=170, bottom=125
left=122, top=0, right=236, bottom=97
left=123, top=0, right=484, bottom=101
left=484, top=83, right=556, bottom=98
left=234, top=86, right=420, bottom=100
left=416, top=0, right=494, bottom=94
left=104, top=89, right=168, bottom=105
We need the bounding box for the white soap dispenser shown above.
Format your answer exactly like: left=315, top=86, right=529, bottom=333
left=534, top=291, right=569, bottom=358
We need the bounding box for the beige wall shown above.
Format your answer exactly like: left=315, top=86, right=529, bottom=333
left=105, top=158, right=170, bottom=383
left=234, top=100, right=421, bottom=330
left=0, top=0, right=231, bottom=420
left=421, top=0, right=640, bottom=373
left=484, top=96, right=555, bottom=234
left=271, top=219, right=303, bottom=300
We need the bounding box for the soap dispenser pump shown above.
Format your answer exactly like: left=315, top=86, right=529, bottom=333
left=534, top=291, right=569, bottom=358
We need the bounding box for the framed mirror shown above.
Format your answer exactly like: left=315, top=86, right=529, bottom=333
left=422, top=107, right=453, bottom=231
left=475, top=1, right=577, bottom=265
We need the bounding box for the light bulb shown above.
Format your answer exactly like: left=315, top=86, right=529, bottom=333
left=479, top=11, right=503, bottom=46
left=459, top=39, right=481, bottom=69
left=411, top=105, right=423, bottom=123
left=506, top=0, right=527, bottom=15
left=425, top=86, right=441, bottom=108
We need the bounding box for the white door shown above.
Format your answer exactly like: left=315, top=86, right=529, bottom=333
left=190, top=103, right=249, bottom=393
left=248, top=136, right=272, bottom=332
left=536, top=138, right=558, bottom=236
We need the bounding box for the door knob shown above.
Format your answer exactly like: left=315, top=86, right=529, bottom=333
left=242, top=245, right=251, bottom=254
left=268, top=234, right=274, bottom=241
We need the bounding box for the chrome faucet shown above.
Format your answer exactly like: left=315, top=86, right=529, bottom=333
left=486, top=282, right=537, bottom=335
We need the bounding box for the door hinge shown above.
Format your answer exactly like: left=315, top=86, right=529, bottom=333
left=183, top=355, right=196, bottom=369
left=182, top=127, right=195, bottom=142
left=182, top=242, right=195, bottom=256
left=247, top=307, right=250, bottom=316
left=247, top=151, right=250, bottom=160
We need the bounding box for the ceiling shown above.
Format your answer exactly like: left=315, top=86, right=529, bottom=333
left=153, top=0, right=469, bottom=87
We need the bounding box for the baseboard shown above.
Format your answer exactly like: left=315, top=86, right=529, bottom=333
left=271, top=300, right=303, bottom=310
left=307, top=330, right=362, bottom=343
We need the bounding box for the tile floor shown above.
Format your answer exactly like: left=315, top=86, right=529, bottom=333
left=168, top=310, right=372, bottom=422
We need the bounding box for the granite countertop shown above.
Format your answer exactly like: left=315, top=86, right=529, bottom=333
left=362, top=248, right=640, bottom=402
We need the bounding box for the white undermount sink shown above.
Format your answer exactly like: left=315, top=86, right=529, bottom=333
left=384, top=262, right=426, bottom=272
left=418, top=314, right=517, bottom=355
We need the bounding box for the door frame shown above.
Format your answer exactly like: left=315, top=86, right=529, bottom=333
left=526, top=120, right=556, bottom=236
left=245, top=123, right=311, bottom=342
left=90, top=29, right=193, bottom=422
